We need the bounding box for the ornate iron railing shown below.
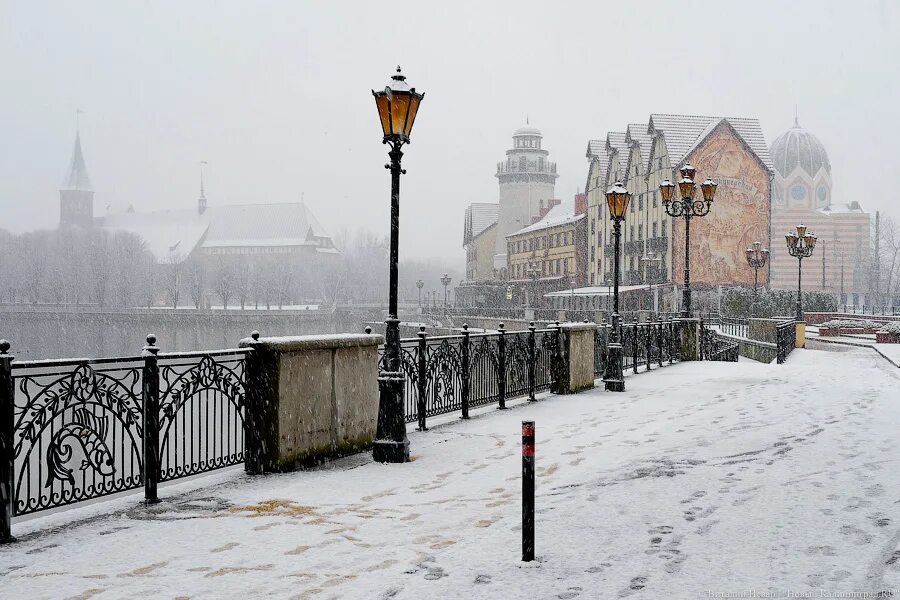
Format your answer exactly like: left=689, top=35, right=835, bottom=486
left=378, top=324, right=560, bottom=428
left=776, top=320, right=796, bottom=364
left=700, top=323, right=739, bottom=362
left=0, top=337, right=248, bottom=536
left=594, top=321, right=679, bottom=377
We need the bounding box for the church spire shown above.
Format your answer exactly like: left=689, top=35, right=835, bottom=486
left=62, top=130, right=92, bottom=191
left=198, top=160, right=208, bottom=214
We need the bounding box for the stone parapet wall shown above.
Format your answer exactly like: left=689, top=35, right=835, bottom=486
left=240, top=333, right=383, bottom=473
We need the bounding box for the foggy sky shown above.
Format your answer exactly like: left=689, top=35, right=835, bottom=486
left=1, top=0, right=898, bottom=264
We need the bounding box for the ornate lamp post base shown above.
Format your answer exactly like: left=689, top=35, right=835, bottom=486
left=603, top=342, right=625, bottom=392
left=373, top=371, right=410, bottom=463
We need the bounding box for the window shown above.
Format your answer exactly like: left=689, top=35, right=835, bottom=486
left=590, top=246, right=595, bottom=261
left=652, top=222, right=658, bottom=238
left=556, top=259, right=561, bottom=273
left=591, top=219, right=595, bottom=235
left=563, top=258, right=569, bottom=273
left=638, top=224, right=643, bottom=240
left=662, top=220, right=667, bottom=237
left=653, top=191, right=658, bottom=208
left=639, top=195, right=644, bottom=211
left=630, top=225, right=635, bottom=241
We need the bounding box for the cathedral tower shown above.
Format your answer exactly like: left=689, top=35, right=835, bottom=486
left=59, top=131, right=94, bottom=227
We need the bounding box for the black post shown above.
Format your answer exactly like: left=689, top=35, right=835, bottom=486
left=521, top=420, right=535, bottom=562
left=0, top=340, right=15, bottom=543
left=527, top=322, right=536, bottom=401
left=141, top=334, right=161, bottom=504
left=633, top=323, right=639, bottom=374
left=646, top=324, right=652, bottom=371
left=796, top=256, right=803, bottom=321
left=682, top=211, right=692, bottom=318
left=416, top=326, right=427, bottom=431
left=497, top=323, right=507, bottom=410
left=374, top=146, right=410, bottom=463
left=461, top=324, right=470, bottom=420
left=603, top=218, right=625, bottom=391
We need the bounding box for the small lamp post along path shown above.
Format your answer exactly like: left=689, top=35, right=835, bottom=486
left=641, top=252, right=660, bottom=314
left=526, top=263, right=540, bottom=308
left=371, top=66, right=424, bottom=463
left=602, top=181, right=630, bottom=392
left=416, top=279, right=424, bottom=307
left=786, top=224, right=817, bottom=321
left=659, top=164, right=717, bottom=317
left=745, top=241, right=769, bottom=315
left=441, top=273, right=452, bottom=308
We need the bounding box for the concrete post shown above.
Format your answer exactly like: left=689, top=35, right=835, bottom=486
left=675, top=318, right=701, bottom=361
left=556, top=323, right=596, bottom=394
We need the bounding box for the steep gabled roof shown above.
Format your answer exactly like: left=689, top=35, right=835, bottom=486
left=62, top=132, right=92, bottom=191
left=605, top=132, right=628, bottom=184
left=624, top=123, right=652, bottom=181
left=101, top=202, right=335, bottom=261
left=647, top=114, right=773, bottom=172
left=464, top=203, right=499, bottom=244
left=585, top=139, right=604, bottom=159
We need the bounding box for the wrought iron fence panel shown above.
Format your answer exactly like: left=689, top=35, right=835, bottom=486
left=505, top=332, right=531, bottom=398
left=468, top=335, right=500, bottom=408
left=594, top=325, right=609, bottom=377
left=157, top=350, right=249, bottom=482
left=700, top=323, right=739, bottom=362
left=11, top=357, right=145, bottom=516
left=534, top=329, right=558, bottom=392
left=424, top=338, right=463, bottom=417
left=776, top=321, right=796, bottom=364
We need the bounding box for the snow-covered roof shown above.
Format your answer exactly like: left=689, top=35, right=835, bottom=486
left=625, top=123, right=652, bottom=180
left=100, top=202, right=336, bottom=262
left=647, top=114, right=773, bottom=172
left=508, top=198, right=584, bottom=237
left=544, top=284, right=648, bottom=297
left=819, top=201, right=867, bottom=215
left=61, top=132, right=92, bottom=191
left=464, top=203, right=499, bottom=244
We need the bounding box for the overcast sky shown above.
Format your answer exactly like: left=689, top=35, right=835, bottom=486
left=1, top=0, right=898, bottom=264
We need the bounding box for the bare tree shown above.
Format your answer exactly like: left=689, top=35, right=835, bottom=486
left=213, top=256, right=235, bottom=309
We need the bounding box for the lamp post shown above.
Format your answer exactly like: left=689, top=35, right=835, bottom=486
left=371, top=66, right=424, bottom=463
left=416, top=279, right=424, bottom=307
left=602, top=181, right=631, bottom=392
left=440, top=273, right=452, bottom=308
left=785, top=223, right=817, bottom=321
left=526, top=262, right=540, bottom=308
left=640, top=252, right=660, bottom=315
left=745, top=241, right=769, bottom=316
left=659, top=163, right=718, bottom=317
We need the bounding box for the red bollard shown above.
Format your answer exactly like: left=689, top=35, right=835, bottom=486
left=522, top=420, right=535, bottom=562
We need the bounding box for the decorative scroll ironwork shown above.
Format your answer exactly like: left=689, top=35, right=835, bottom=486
left=157, top=351, right=248, bottom=482
left=776, top=321, right=796, bottom=364
left=700, top=324, right=739, bottom=362
left=594, top=321, right=679, bottom=378
left=468, top=335, right=500, bottom=408
left=505, top=332, right=531, bottom=398
left=534, top=329, right=558, bottom=392
left=12, top=358, right=144, bottom=515
left=424, top=338, right=463, bottom=418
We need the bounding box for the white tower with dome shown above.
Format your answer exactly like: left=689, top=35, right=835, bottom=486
left=493, top=123, right=559, bottom=274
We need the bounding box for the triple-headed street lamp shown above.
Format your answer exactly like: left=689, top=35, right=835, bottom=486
left=602, top=182, right=630, bottom=392
left=640, top=252, right=660, bottom=314
left=659, top=164, right=718, bottom=317
left=786, top=224, right=817, bottom=321
left=745, top=241, right=769, bottom=296
left=371, top=66, right=424, bottom=463
left=440, top=273, right=452, bottom=308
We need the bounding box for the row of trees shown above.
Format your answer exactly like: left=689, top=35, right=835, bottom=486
left=0, top=227, right=461, bottom=310
left=721, top=287, right=839, bottom=318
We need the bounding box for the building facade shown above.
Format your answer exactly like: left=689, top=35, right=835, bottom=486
left=769, top=118, right=870, bottom=303
left=586, top=114, right=773, bottom=311
left=505, top=194, right=587, bottom=307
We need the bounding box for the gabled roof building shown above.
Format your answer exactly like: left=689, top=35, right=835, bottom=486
left=585, top=114, right=773, bottom=312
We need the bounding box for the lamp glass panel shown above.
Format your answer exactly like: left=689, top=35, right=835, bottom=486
left=659, top=180, right=674, bottom=202
left=375, top=93, right=391, bottom=136
left=678, top=178, right=694, bottom=198
left=389, top=92, right=411, bottom=137
left=796, top=224, right=807, bottom=237
left=403, top=94, right=422, bottom=137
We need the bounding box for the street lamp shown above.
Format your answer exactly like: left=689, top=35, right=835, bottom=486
left=440, top=273, right=452, bottom=308
left=526, top=262, right=540, bottom=308
left=745, top=241, right=769, bottom=315
left=602, top=181, right=630, bottom=392
left=641, top=252, right=661, bottom=314
left=371, top=66, right=424, bottom=463
left=660, top=163, right=717, bottom=317
left=785, top=223, right=817, bottom=321
left=416, top=279, right=424, bottom=307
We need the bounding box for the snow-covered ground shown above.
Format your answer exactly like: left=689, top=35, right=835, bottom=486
left=2, top=347, right=900, bottom=599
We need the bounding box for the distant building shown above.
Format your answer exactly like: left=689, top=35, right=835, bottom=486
left=585, top=114, right=773, bottom=312
left=505, top=194, right=587, bottom=307
left=769, top=117, right=869, bottom=303
left=458, top=124, right=560, bottom=307
left=57, top=130, right=338, bottom=265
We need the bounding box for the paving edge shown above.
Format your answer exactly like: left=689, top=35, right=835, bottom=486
left=808, top=336, right=900, bottom=368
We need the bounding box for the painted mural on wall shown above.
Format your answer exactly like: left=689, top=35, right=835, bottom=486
left=672, top=124, right=771, bottom=288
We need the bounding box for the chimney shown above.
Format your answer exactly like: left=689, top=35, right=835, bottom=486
left=575, top=193, right=587, bottom=216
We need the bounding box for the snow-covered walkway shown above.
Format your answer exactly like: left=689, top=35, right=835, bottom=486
left=3, top=347, right=900, bottom=599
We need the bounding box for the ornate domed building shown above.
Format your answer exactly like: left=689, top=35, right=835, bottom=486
left=769, top=117, right=870, bottom=303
